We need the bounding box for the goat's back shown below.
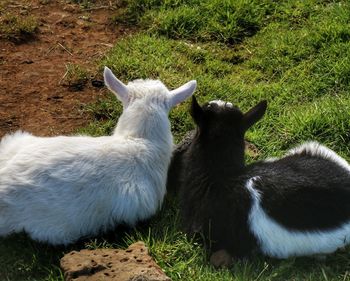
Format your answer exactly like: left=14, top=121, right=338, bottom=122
left=0, top=131, right=169, bottom=244
left=245, top=147, right=350, bottom=231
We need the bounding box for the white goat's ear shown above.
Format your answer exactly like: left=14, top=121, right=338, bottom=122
left=169, top=80, right=197, bottom=107
left=103, top=66, right=129, bottom=104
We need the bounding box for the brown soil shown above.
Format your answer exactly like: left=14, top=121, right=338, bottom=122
left=0, top=0, right=130, bottom=138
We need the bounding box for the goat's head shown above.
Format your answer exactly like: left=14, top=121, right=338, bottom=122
left=191, top=96, right=267, bottom=142
left=103, top=67, right=196, bottom=138
left=104, top=67, right=196, bottom=112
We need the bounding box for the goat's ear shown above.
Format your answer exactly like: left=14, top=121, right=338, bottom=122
left=242, top=100, right=267, bottom=130
left=169, top=80, right=197, bottom=107
left=190, top=96, right=203, bottom=126
left=103, top=67, right=129, bottom=105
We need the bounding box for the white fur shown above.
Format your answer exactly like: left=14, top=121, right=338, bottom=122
left=287, top=141, right=350, bottom=172
left=263, top=157, right=279, bottom=163
left=246, top=177, right=350, bottom=258
left=263, top=142, right=350, bottom=170
left=0, top=67, right=196, bottom=245
left=209, top=100, right=233, bottom=108
left=169, top=80, right=197, bottom=107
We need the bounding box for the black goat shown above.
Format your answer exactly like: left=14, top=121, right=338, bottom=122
left=175, top=97, right=350, bottom=266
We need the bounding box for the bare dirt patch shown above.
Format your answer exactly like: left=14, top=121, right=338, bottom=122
left=0, top=0, right=130, bottom=137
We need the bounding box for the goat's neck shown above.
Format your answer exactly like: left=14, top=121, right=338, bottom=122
left=113, top=110, right=173, bottom=148
left=198, top=139, right=246, bottom=175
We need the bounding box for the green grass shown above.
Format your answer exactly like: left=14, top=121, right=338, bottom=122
left=0, top=13, right=38, bottom=43
left=118, top=0, right=275, bottom=44
left=3, top=0, right=350, bottom=280
left=60, top=63, right=90, bottom=91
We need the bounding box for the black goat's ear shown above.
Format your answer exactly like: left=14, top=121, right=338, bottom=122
left=242, top=100, right=267, bottom=130
left=190, top=96, right=203, bottom=126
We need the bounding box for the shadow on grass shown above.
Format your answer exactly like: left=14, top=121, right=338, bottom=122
left=1, top=198, right=350, bottom=281
left=0, top=222, right=150, bottom=281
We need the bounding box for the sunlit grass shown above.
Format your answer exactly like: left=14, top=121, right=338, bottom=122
left=2, top=0, right=350, bottom=280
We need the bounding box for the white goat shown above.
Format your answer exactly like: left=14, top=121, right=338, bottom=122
left=0, top=67, right=196, bottom=245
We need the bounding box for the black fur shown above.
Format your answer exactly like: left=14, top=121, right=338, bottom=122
left=166, top=130, right=194, bottom=197
left=247, top=153, right=350, bottom=231
left=174, top=96, right=350, bottom=259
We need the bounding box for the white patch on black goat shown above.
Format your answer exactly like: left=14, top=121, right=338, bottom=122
left=246, top=177, right=350, bottom=258
left=287, top=141, right=350, bottom=172
left=263, top=157, right=279, bottom=163
left=209, top=100, right=233, bottom=108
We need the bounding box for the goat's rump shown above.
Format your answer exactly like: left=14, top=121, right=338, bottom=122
left=245, top=153, right=350, bottom=232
